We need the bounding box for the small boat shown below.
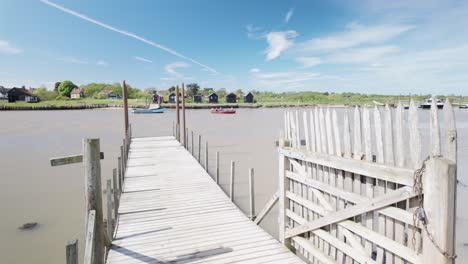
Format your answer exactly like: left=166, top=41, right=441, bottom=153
left=210, top=108, right=236, bottom=114
left=419, top=99, right=444, bottom=109
left=132, top=107, right=165, bottom=114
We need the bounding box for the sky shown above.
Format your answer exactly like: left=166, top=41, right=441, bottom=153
left=0, top=0, right=468, bottom=95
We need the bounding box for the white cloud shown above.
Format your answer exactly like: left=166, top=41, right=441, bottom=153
left=57, top=57, right=88, bottom=64
left=298, top=22, right=413, bottom=52
left=246, top=25, right=264, bottom=39
left=252, top=71, right=321, bottom=88
left=295, top=57, right=322, bottom=67
left=96, top=60, right=108, bottom=66
left=0, top=40, right=22, bottom=55
left=165, top=61, right=190, bottom=77
left=265, top=30, right=298, bottom=61
left=250, top=68, right=260, bottom=73
left=134, top=56, right=152, bottom=63
left=41, top=0, right=218, bottom=74
left=326, top=45, right=400, bottom=64
left=285, top=8, right=294, bottom=23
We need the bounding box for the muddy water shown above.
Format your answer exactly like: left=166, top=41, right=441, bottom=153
left=0, top=108, right=466, bottom=263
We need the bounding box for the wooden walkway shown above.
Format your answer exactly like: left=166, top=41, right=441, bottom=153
left=106, top=136, right=304, bottom=264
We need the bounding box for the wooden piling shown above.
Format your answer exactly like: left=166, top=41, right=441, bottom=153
left=216, top=151, right=220, bottom=184
left=191, top=131, right=194, bottom=155
left=181, top=83, right=186, bottom=146
left=117, top=157, right=122, bottom=187
left=106, top=179, right=113, bottom=240
left=249, top=168, right=255, bottom=220
left=83, top=139, right=104, bottom=264
left=205, top=142, right=208, bottom=171
left=198, top=135, right=201, bottom=162
left=175, top=85, right=180, bottom=141
left=122, top=81, right=129, bottom=135
left=186, top=128, right=189, bottom=149
left=112, top=169, right=119, bottom=221
left=66, top=240, right=78, bottom=264
left=230, top=161, right=235, bottom=201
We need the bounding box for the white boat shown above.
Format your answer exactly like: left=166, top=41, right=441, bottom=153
left=419, top=98, right=444, bottom=109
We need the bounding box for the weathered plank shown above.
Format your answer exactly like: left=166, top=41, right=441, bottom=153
left=50, top=152, right=104, bottom=166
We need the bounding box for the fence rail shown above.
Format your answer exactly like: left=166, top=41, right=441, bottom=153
left=279, top=99, right=457, bottom=264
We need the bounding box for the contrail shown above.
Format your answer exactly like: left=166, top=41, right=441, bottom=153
left=40, top=0, right=218, bottom=74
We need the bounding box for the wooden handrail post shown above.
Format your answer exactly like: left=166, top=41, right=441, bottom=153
left=230, top=161, right=235, bottom=201
left=83, top=138, right=104, bottom=264
left=422, top=157, right=457, bottom=264
left=186, top=128, right=189, bottom=149
left=181, top=83, right=186, bottom=147
left=191, top=131, right=194, bottom=155
left=112, top=169, right=119, bottom=221
left=249, top=168, right=255, bottom=220
left=122, top=81, right=129, bottom=135
left=175, top=85, right=180, bottom=141
left=198, top=135, right=201, bottom=163
left=66, top=240, right=78, bottom=264
left=278, top=153, right=290, bottom=248
left=117, top=157, right=122, bottom=187
left=120, top=146, right=125, bottom=178
left=106, top=179, right=113, bottom=240
left=205, top=142, right=209, bottom=171
left=83, top=210, right=96, bottom=264
left=216, top=151, right=219, bottom=184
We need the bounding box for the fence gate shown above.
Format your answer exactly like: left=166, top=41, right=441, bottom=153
left=278, top=100, right=457, bottom=264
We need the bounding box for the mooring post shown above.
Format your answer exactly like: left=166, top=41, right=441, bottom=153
left=216, top=151, right=220, bottom=184
left=117, top=157, right=122, bottom=187
left=422, top=157, right=457, bottom=264
left=191, top=131, right=194, bottom=155
left=175, top=85, right=180, bottom=142
left=181, top=83, right=186, bottom=147
left=106, top=179, right=113, bottom=240
left=205, top=141, right=209, bottom=171
left=230, top=161, right=235, bottom=201
left=198, top=135, right=201, bottom=163
left=249, top=168, right=255, bottom=220
left=112, top=169, right=119, bottom=221
left=122, top=139, right=127, bottom=166
left=120, top=146, right=125, bottom=177
left=122, top=81, right=129, bottom=136
left=186, top=128, right=189, bottom=149
left=65, top=240, right=78, bottom=264
left=83, top=138, right=105, bottom=264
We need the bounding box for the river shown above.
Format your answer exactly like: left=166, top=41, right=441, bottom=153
left=0, top=107, right=466, bottom=263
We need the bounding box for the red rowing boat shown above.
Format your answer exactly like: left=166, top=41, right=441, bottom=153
left=210, top=108, right=236, bottom=114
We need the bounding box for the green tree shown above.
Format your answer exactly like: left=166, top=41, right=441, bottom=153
left=216, top=88, right=227, bottom=98
left=168, top=86, right=176, bottom=93
left=33, top=87, right=58, bottom=101
left=201, top=88, right=214, bottom=96
left=57, top=80, right=78, bottom=97
left=235, top=89, right=244, bottom=98
left=186, top=83, right=200, bottom=97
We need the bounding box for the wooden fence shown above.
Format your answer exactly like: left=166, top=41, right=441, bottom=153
left=278, top=99, right=457, bottom=264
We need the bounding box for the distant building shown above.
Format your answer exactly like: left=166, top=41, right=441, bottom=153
left=70, top=88, right=83, bottom=99
left=152, top=94, right=163, bottom=104
left=208, top=93, right=218, bottom=103
left=7, top=87, right=39, bottom=103
left=226, top=93, right=237, bottom=103
left=193, top=95, right=203, bottom=103
left=99, top=89, right=120, bottom=99
left=244, top=92, right=254, bottom=103
left=0, top=86, right=10, bottom=101
left=168, top=93, right=176, bottom=103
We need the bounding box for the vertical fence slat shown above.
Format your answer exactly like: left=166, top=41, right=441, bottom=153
left=112, top=169, right=119, bottom=222
left=332, top=108, right=345, bottom=263
left=303, top=111, right=310, bottom=151
left=106, top=179, right=113, bottom=240
left=384, top=104, right=396, bottom=264
left=430, top=97, right=442, bottom=156
left=325, top=107, right=337, bottom=259
left=310, top=110, right=316, bottom=152
left=216, top=151, right=220, bottom=184
left=409, top=100, right=422, bottom=169
left=362, top=106, right=374, bottom=256
left=295, top=110, right=300, bottom=148
left=205, top=141, right=209, bottom=171
left=230, top=161, right=235, bottom=201
left=444, top=99, right=457, bottom=162
left=395, top=102, right=405, bottom=168
left=314, top=108, right=322, bottom=154
left=198, top=134, right=202, bottom=162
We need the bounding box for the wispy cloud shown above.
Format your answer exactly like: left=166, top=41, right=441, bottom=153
left=295, top=57, right=322, bottom=67
left=298, top=22, right=413, bottom=52
left=285, top=8, right=294, bottom=23
left=40, top=0, right=218, bottom=73
left=57, top=57, right=88, bottom=64
left=250, top=68, right=260, bottom=73
left=246, top=24, right=264, bottom=39
left=0, top=40, right=22, bottom=55
left=265, top=30, right=298, bottom=61
left=96, top=60, right=108, bottom=66
left=134, top=56, right=152, bottom=63
left=326, top=45, right=400, bottom=64
left=165, top=61, right=190, bottom=77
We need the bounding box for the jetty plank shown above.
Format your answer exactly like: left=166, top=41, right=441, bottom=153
left=106, top=136, right=303, bottom=264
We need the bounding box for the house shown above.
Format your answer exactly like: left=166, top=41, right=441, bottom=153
left=152, top=94, right=163, bottom=104
left=244, top=92, right=254, bottom=103
left=70, top=88, right=83, bottom=99
left=7, top=87, right=40, bottom=103
left=0, top=86, right=10, bottom=101
left=99, top=89, right=120, bottom=99
left=208, top=93, right=218, bottom=103
left=168, top=93, right=176, bottom=103
left=226, top=93, right=237, bottom=103
left=193, top=95, right=203, bottom=103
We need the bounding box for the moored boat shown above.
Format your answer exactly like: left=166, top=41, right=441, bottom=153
left=132, top=107, right=165, bottom=114
left=210, top=108, right=236, bottom=114
left=419, top=98, right=444, bottom=109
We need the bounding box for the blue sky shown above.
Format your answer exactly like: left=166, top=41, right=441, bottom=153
left=1, top=0, right=467, bottom=95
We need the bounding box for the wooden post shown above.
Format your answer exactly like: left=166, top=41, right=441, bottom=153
left=230, top=161, right=235, bottom=201
left=172, top=121, right=175, bottom=137
left=198, top=135, right=201, bottom=163
left=205, top=141, right=208, bottom=171
left=422, top=157, right=457, bottom=264
left=122, top=81, right=129, bottom=135
left=117, top=157, right=122, bottom=187
left=186, top=128, right=189, bottom=149
left=191, top=131, right=194, bottom=155
left=216, top=151, right=219, bottom=184
left=122, top=139, right=127, bottom=166
left=106, top=179, right=113, bottom=240
left=66, top=240, right=78, bottom=264
left=181, top=83, right=186, bottom=147
left=249, top=168, right=255, bottom=220
left=175, top=85, right=180, bottom=141
left=83, top=138, right=104, bottom=264
left=120, top=146, right=125, bottom=177
left=112, top=169, right=119, bottom=221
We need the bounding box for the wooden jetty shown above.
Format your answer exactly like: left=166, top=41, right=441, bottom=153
left=105, top=136, right=304, bottom=263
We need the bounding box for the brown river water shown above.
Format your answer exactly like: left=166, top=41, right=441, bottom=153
left=0, top=108, right=467, bottom=263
